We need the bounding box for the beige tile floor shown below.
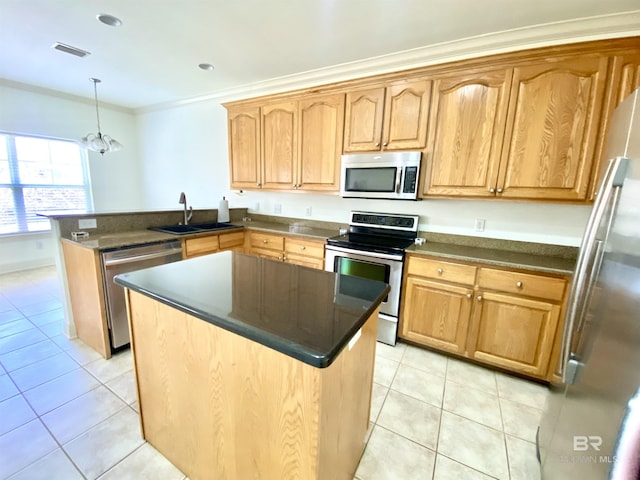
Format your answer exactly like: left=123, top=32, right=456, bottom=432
left=0, top=266, right=546, bottom=479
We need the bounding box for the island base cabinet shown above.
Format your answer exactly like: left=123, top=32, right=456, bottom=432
left=126, top=290, right=378, bottom=480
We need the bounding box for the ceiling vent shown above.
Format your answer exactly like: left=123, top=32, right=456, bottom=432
left=51, top=42, right=91, bottom=58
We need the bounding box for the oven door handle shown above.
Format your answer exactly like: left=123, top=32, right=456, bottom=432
left=395, top=167, right=403, bottom=193
left=325, top=245, right=403, bottom=261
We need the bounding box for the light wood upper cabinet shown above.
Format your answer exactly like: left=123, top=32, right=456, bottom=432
left=423, top=69, right=512, bottom=196
left=228, top=106, right=261, bottom=190
left=497, top=55, right=609, bottom=201
left=589, top=49, right=640, bottom=200
left=343, top=88, right=385, bottom=152
left=343, top=79, right=431, bottom=152
left=262, top=101, right=298, bottom=190
left=298, top=93, right=345, bottom=191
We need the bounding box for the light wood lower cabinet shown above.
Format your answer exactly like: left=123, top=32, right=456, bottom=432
left=182, top=230, right=245, bottom=259
left=247, top=231, right=325, bottom=270
left=400, top=254, right=568, bottom=380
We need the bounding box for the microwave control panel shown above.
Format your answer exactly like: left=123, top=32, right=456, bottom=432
left=403, top=167, right=418, bottom=193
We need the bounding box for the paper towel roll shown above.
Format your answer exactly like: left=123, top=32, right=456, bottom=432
left=218, top=196, right=230, bottom=222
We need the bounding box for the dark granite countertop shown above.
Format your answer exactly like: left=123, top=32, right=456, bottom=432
left=114, top=251, right=389, bottom=368
left=239, top=220, right=340, bottom=240
left=408, top=242, right=576, bottom=275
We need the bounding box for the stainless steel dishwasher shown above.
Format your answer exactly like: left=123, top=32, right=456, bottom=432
left=101, top=240, right=183, bottom=350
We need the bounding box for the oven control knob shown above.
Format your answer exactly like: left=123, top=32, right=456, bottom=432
left=437, top=268, right=443, bottom=275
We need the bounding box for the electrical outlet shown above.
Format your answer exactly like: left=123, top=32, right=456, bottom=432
left=475, top=218, right=486, bottom=232
left=78, top=218, right=97, bottom=229
left=274, top=203, right=282, bottom=214
left=305, top=206, right=312, bottom=217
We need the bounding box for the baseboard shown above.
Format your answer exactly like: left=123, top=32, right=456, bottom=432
left=0, top=259, right=56, bottom=275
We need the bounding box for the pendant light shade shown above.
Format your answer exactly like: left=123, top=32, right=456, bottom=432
left=80, top=78, right=122, bottom=155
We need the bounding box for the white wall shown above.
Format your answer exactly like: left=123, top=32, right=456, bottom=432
left=137, top=101, right=230, bottom=210
left=138, top=99, right=591, bottom=247
left=0, top=83, right=145, bottom=273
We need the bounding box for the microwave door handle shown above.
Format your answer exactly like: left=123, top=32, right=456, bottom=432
left=396, top=167, right=403, bottom=193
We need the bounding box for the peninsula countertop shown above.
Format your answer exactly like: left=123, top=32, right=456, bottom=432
left=114, top=251, right=389, bottom=368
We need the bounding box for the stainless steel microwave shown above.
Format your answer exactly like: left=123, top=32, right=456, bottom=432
left=340, top=151, right=421, bottom=200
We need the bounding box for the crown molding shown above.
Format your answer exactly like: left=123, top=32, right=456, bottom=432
left=137, top=9, right=640, bottom=114
left=0, top=78, right=135, bottom=114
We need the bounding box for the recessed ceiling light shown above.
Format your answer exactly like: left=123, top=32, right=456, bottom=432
left=97, top=13, right=123, bottom=27
left=199, top=63, right=215, bottom=71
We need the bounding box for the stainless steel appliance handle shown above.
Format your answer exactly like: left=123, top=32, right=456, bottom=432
left=103, top=247, right=183, bottom=267
left=325, top=245, right=403, bottom=262
left=395, top=167, right=403, bottom=193
left=560, top=157, right=628, bottom=382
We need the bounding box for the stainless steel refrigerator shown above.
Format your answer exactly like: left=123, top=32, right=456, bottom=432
left=537, top=87, right=640, bottom=479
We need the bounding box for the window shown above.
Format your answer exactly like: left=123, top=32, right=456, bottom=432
left=0, top=133, right=93, bottom=234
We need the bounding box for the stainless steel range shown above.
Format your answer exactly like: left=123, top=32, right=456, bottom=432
left=325, top=211, right=419, bottom=345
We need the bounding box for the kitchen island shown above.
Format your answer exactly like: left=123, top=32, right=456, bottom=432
left=114, top=251, right=389, bottom=480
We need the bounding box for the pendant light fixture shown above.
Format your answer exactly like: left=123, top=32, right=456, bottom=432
left=80, top=78, right=122, bottom=155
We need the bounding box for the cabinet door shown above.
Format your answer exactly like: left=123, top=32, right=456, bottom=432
left=497, top=55, right=609, bottom=200
left=343, top=87, right=385, bottom=152
left=383, top=79, right=431, bottom=150
left=400, top=277, right=473, bottom=354
left=424, top=70, right=511, bottom=196
left=227, top=106, right=261, bottom=190
left=262, top=101, right=297, bottom=190
left=467, top=291, right=561, bottom=377
left=589, top=49, right=640, bottom=200
left=298, top=93, right=345, bottom=191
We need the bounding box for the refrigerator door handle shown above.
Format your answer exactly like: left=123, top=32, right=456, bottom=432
left=560, top=157, right=628, bottom=382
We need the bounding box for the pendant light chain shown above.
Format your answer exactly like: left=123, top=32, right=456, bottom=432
left=91, top=78, right=102, bottom=135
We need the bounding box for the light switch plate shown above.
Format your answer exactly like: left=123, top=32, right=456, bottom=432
left=274, top=203, right=282, bottom=214
left=78, top=218, right=97, bottom=229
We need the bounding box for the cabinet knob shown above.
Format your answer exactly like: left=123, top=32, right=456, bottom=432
left=516, top=281, right=523, bottom=288
left=489, top=188, right=495, bottom=193
left=437, top=268, right=443, bottom=274
left=477, top=295, right=483, bottom=301
left=375, top=142, right=381, bottom=147
left=300, top=245, right=306, bottom=250
left=383, top=142, right=388, bottom=147
left=497, top=188, right=503, bottom=193
left=256, top=183, right=261, bottom=187
left=466, top=293, right=472, bottom=299
left=262, top=239, right=268, bottom=244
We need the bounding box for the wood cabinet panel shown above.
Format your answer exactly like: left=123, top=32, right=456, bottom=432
left=262, top=101, right=297, bottom=190
left=406, top=256, right=477, bottom=285
left=228, top=106, right=261, bottom=190
left=477, top=268, right=566, bottom=302
left=343, top=88, right=385, bottom=152
left=498, top=55, right=609, bottom=200
left=298, top=93, right=345, bottom=191
left=219, top=231, right=245, bottom=250
left=184, top=235, right=219, bottom=258
left=467, top=291, right=561, bottom=376
left=249, top=232, right=285, bottom=252
left=62, top=241, right=110, bottom=359
left=401, top=277, right=472, bottom=354
left=383, top=79, right=431, bottom=150
left=284, top=237, right=325, bottom=260
left=424, top=70, right=511, bottom=196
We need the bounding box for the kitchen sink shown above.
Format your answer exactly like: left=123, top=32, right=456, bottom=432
left=149, top=222, right=238, bottom=235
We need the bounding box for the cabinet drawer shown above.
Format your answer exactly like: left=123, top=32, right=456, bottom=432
left=185, top=235, right=219, bottom=258
left=478, top=268, right=566, bottom=302
left=407, top=256, right=476, bottom=286
left=284, top=238, right=325, bottom=260
left=219, top=231, right=244, bottom=250
left=249, top=232, right=284, bottom=251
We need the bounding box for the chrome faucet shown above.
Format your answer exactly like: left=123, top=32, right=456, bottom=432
left=178, top=192, right=193, bottom=225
